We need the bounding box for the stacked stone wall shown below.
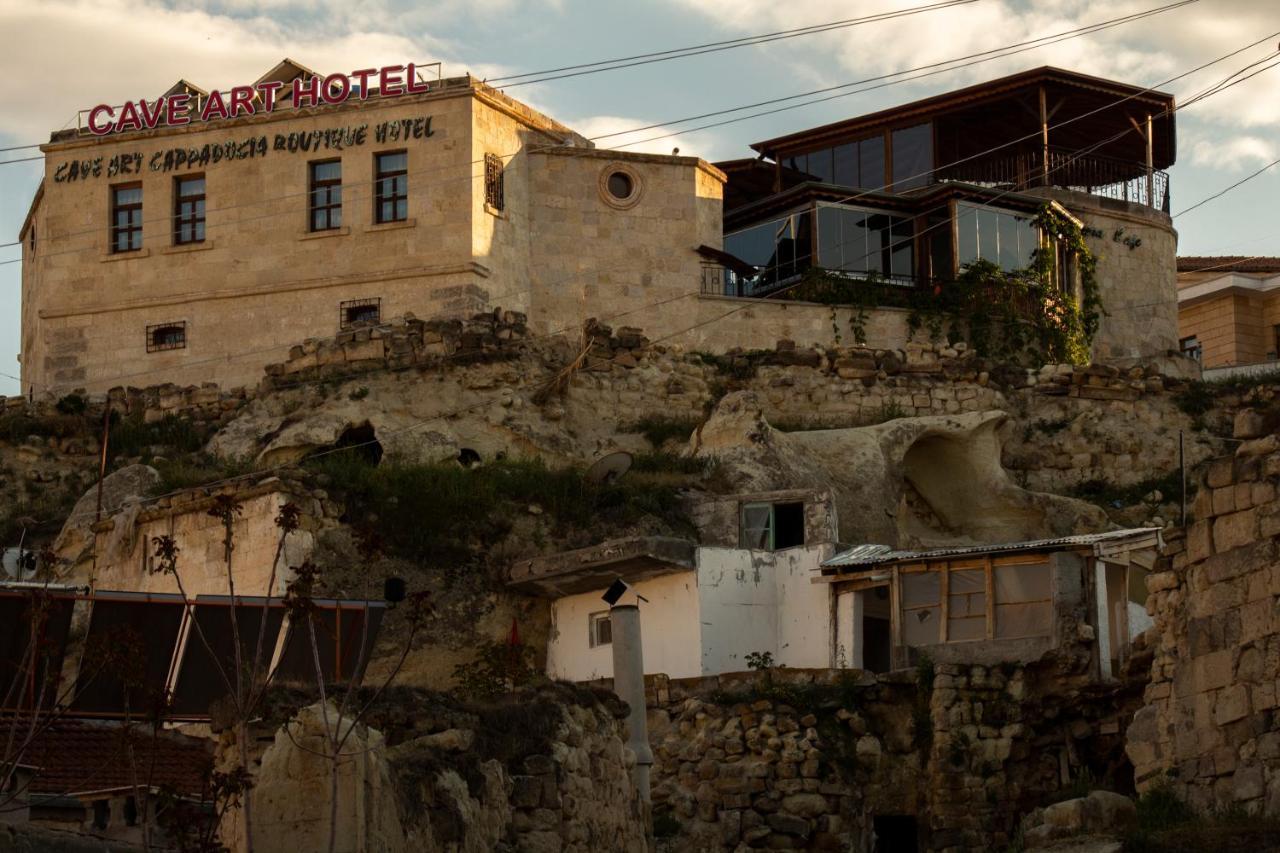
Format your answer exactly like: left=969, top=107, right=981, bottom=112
left=608, top=660, right=1142, bottom=852
left=1126, top=436, right=1280, bottom=814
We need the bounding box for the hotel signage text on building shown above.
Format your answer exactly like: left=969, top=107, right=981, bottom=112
left=85, top=62, right=435, bottom=137
left=53, top=116, right=435, bottom=184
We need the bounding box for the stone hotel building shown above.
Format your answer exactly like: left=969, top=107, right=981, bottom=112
left=19, top=62, right=1182, bottom=396
left=18, top=59, right=725, bottom=395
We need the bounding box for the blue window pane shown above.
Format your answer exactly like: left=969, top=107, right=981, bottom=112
left=859, top=136, right=885, bottom=189
left=833, top=144, right=857, bottom=187
left=891, top=124, right=932, bottom=191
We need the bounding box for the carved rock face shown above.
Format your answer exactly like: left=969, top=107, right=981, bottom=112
left=691, top=391, right=1107, bottom=548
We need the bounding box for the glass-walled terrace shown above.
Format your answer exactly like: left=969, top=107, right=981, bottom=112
left=714, top=200, right=1044, bottom=299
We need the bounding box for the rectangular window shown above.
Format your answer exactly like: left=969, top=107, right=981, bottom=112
left=722, top=210, right=813, bottom=294
left=815, top=203, right=915, bottom=284
left=374, top=151, right=407, bottom=224
left=956, top=202, right=1039, bottom=273
left=146, top=322, right=186, bottom=353
left=901, top=570, right=941, bottom=646
left=484, top=152, right=505, bottom=212
left=111, top=184, right=143, bottom=253
left=890, top=123, right=933, bottom=191
left=589, top=611, right=612, bottom=648
left=173, top=175, right=206, bottom=245
left=309, top=160, right=342, bottom=231
left=946, top=569, right=987, bottom=641
left=739, top=501, right=806, bottom=550
left=993, top=562, right=1052, bottom=639
left=340, top=297, right=381, bottom=329
left=1180, top=336, right=1202, bottom=363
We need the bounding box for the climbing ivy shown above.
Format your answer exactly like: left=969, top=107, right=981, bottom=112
left=782, top=204, right=1101, bottom=365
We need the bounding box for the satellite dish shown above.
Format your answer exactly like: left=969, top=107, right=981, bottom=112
left=1, top=548, right=35, bottom=581
left=586, top=451, right=632, bottom=485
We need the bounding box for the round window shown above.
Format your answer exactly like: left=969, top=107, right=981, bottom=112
left=606, top=171, right=634, bottom=200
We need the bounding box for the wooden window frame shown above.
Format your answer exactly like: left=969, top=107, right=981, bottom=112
left=146, top=321, right=187, bottom=353
left=894, top=555, right=1053, bottom=646
left=111, top=183, right=143, bottom=253
left=173, top=174, right=206, bottom=245
left=309, top=159, right=343, bottom=232
left=373, top=151, right=407, bottom=224
left=588, top=611, right=612, bottom=648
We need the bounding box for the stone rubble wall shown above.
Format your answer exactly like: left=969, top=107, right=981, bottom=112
left=5, top=318, right=1218, bottom=518
left=596, top=660, right=1141, bottom=852
left=219, top=690, right=650, bottom=853
left=1125, top=435, right=1280, bottom=814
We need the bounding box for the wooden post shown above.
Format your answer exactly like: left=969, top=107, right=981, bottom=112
left=1039, top=85, right=1050, bottom=187
left=983, top=556, right=995, bottom=640
left=94, top=404, right=111, bottom=523
left=1145, top=113, right=1155, bottom=206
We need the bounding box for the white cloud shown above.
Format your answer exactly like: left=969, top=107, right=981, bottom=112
left=1190, top=134, right=1276, bottom=171
left=565, top=114, right=736, bottom=160
left=666, top=0, right=1280, bottom=128
left=0, top=0, right=515, bottom=143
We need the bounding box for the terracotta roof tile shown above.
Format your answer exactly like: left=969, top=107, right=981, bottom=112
left=1178, top=256, right=1280, bottom=274
left=19, top=719, right=211, bottom=798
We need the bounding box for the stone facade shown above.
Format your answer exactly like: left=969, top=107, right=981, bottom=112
left=612, top=652, right=1143, bottom=852
left=1126, top=435, right=1280, bottom=814
left=19, top=69, right=723, bottom=397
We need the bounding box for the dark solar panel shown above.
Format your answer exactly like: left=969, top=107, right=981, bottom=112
left=273, top=602, right=386, bottom=686
left=0, top=590, right=76, bottom=713
left=71, top=593, right=186, bottom=716
left=169, top=597, right=287, bottom=718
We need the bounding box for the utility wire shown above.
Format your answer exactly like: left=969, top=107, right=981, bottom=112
left=590, top=0, right=1197, bottom=142
left=0, top=0, right=974, bottom=159
left=0, top=0, right=1208, bottom=262
left=1175, top=156, right=1280, bottom=218
left=495, top=0, right=980, bottom=88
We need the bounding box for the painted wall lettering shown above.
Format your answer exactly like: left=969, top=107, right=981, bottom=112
left=51, top=118, right=433, bottom=183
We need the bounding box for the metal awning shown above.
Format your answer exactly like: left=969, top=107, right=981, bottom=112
left=821, top=527, right=1163, bottom=576
left=508, top=536, right=697, bottom=597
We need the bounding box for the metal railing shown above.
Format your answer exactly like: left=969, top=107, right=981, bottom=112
left=934, top=146, right=1170, bottom=213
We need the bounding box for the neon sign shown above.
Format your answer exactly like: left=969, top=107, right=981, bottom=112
left=85, top=63, right=434, bottom=137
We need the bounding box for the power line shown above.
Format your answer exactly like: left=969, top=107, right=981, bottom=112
left=494, top=0, right=980, bottom=89
left=0, top=0, right=973, bottom=161
left=1175, top=155, right=1280, bottom=218
left=5, top=29, right=1274, bottom=408
left=589, top=0, right=1197, bottom=143
left=0, top=1, right=1209, bottom=265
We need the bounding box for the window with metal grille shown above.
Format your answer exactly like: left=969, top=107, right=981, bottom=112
left=374, top=151, right=407, bottom=223
left=111, top=184, right=143, bottom=253
left=146, top=322, right=186, bottom=353
left=173, top=175, right=206, bottom=245
left=484, top=152, right=504, bottom=211
left=340, top=298, right=381, bottom=329
left=309, top=160, right=342, bottom=231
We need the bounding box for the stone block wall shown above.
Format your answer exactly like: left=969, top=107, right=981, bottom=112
left=228, top=688, right=649, bottom=853
left=1126, top=435, right=1280, bottom=814
left=627, top=659, right=1141, bottom=852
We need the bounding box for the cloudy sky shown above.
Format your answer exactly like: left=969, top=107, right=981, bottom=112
left=0, top=0, right=1277, bottom=395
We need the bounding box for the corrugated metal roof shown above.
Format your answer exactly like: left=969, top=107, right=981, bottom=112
left=822, top=528, right=1162, bottom=569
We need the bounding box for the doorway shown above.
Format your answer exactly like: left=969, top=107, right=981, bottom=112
left=872, top=815, right=919, bottom=852
left=860, top=587, right=892, bottom=674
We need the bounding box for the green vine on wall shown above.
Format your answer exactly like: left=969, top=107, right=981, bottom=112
left=908, top=204, right=1102, bottom=364
left=783, top=204, right=1102, bottom=365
